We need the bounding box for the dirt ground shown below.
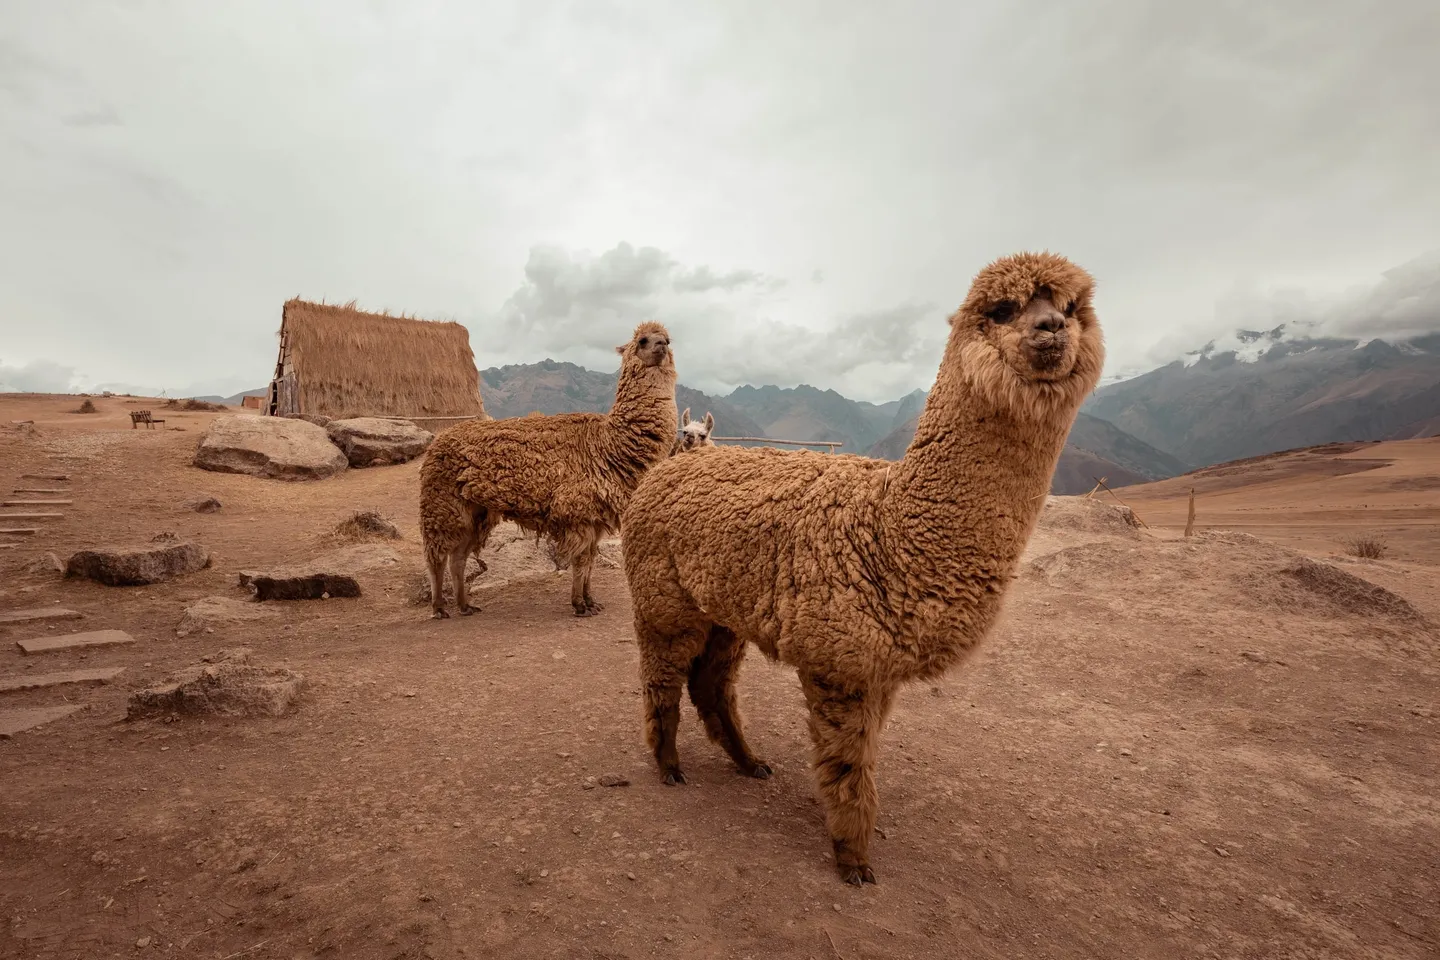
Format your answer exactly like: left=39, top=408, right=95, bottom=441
left=1, top=394, right=1437, bottom=960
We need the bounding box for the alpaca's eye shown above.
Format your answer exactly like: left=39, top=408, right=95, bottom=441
left=1064, top=300, right=1079, bottom=317
left=987, top=301, right=1019, bottom=324
left=639, top=337, right=649, bottom=347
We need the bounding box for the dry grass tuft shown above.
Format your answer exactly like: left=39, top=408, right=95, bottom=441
left=335, top=510, right=402, bottom=542
left=75, top=399, right=97, bottom=414
left=1344, top=535, right=1388, bottom=560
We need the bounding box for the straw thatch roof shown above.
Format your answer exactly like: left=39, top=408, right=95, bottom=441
left=272, top=299, right=487, bottom=420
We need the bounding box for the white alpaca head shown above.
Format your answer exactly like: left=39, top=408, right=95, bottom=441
left=677, top=408, right=715, bottom=452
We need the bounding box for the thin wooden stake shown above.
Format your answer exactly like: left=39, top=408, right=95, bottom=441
left=1184, top=488, right=1196, bottom=537
left=1084, top=477, right=1106, bottom=499
left=1091, top=476, right=1149, bottom=528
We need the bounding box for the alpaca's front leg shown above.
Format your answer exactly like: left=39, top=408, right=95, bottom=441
left=802, top=672, right=891, bottom=885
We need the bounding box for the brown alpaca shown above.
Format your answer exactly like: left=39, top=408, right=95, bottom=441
left=668, top=408, right=716, bottom=456
left=420, top=322, right=677, bottom=618
left=620, top=252, right=1104, bottom=885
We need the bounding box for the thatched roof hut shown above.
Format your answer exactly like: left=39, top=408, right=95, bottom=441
left=268, top=299, right=487, bottom=424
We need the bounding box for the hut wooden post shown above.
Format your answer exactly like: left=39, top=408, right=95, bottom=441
left=1184, top=488, right=1196, bottom=537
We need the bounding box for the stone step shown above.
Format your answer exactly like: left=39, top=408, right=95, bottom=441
left=0, top=704, right=85, bottom=739
left=20, top=474, right=70, bottom=481
left=0, top=666, right=125, bottom=693
left=0, top=528, right=38, bottom=536
left=0, top=607, right=83, bottom=626
left=1, top=500, right=73, bottom=507
left=16, top=629, right=134, bottom=655
left=13, top=488, right=67, bottom=494
left=0, top=513, right=64, bottom=520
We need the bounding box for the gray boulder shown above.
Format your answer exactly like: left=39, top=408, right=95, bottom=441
left=194, top=415, right=347, bottom=481
left=127, top=648, right=304, bottom=719
left=67, top=541, right=210, bottom=586
left=325, top=417, right=434, bottom=468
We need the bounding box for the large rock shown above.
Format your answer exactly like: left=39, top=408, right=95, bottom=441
left=127, top=648, right=304, bottom=719
left=66, top=541, right=210, bottom=586
left=194, top=415, right=347, bottom=481
left=325, top=418, right=434, bottom=468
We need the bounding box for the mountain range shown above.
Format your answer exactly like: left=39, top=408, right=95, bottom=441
left=478, top=362, right=1177, bottom=494
left=1082, top=333, right=1440, bottom=467
left=198, top=330, right=1439, bottom=497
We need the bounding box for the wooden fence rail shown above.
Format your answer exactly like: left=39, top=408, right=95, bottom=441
left=713, top=436, right=843, bottom=453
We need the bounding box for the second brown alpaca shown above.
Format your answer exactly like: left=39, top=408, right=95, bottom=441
left=620, top=252, right=1105, bottom=885
left=418, top=322, right=677, bottom=618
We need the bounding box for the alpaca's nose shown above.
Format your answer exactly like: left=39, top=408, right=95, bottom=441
left=1032, top=311, right=1065, bottom=333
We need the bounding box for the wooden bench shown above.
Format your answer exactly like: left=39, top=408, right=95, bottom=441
left=129, top=410, right=166, bottom=429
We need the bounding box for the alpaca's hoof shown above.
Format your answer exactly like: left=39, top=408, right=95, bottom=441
left=747, top=761, right=773, bottom=780
left=573, top=601, right=603, bottom=618
left=431, top=609, right=450, bottom=620
left=838, top=863, right=877, bottom=886
left=661, top=768, right=687, bottom=786
left=458, top=604, right=478, bottom=617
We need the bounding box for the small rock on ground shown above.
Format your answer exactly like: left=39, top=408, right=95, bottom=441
left=176, top=596, right=279, bottom=637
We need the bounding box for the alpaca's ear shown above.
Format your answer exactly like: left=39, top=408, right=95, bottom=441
left=704, top=412, right=714, bottom=431
left=615, top=344, right=626, bottom=356
left=681, top=408, right=691, bottom=426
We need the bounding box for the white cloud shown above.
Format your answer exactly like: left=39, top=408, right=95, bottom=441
left=1137, top=251, right=1440, bottom=371
left=1, top=1, right=1437, bottom=399
left=0, top=358, right=81, bottom=394
left=487, top=242, right=943, bottom=401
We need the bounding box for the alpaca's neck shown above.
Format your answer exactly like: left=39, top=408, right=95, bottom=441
left=881, top=348, right=1082, bottom=612
left=604, top=364, right=678, bottom=468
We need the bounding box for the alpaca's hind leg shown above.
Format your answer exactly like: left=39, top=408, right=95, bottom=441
left=426, top=545, right=449, bottom=619
left=687, top=626, right=771, bottom=779
left=801, top=672, right=894, bottom=886
left=448, top=545, right=476, bottom=616
left=570, top=539, right=602, bottom=616
left=637, top=621, right=706, bottom=785
left=452, top=509, right=493, bottom=616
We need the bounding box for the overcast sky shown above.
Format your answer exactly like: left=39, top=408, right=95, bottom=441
left=2, top=0, right=1438, bottom=402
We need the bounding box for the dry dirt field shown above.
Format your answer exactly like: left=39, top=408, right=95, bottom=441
left=1, top=394, right=1437, bottom=960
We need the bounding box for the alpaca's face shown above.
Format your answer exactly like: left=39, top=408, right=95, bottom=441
left=618, top=321, right=674, bottom=370
left=679, top=409, right=715, bottom=451
left=955, top=253, right=1101, bottom=385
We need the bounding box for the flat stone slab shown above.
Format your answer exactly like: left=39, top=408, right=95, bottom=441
left=16, top=629, right=135, bottom=655
left=1, top=500, right=73, bottom=507
left=0, top=607, right=84, bottom=626
left=0, top=528, right=37, bottom=535
left=0, top=666, right=125, bottom=693
left=13, top=488, right=67, bottom=494
left=0, top=704, right=84, bottom=739
left=0, top=513, right=64, bottom=519
left=20, top=474, right=70, bottom=481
